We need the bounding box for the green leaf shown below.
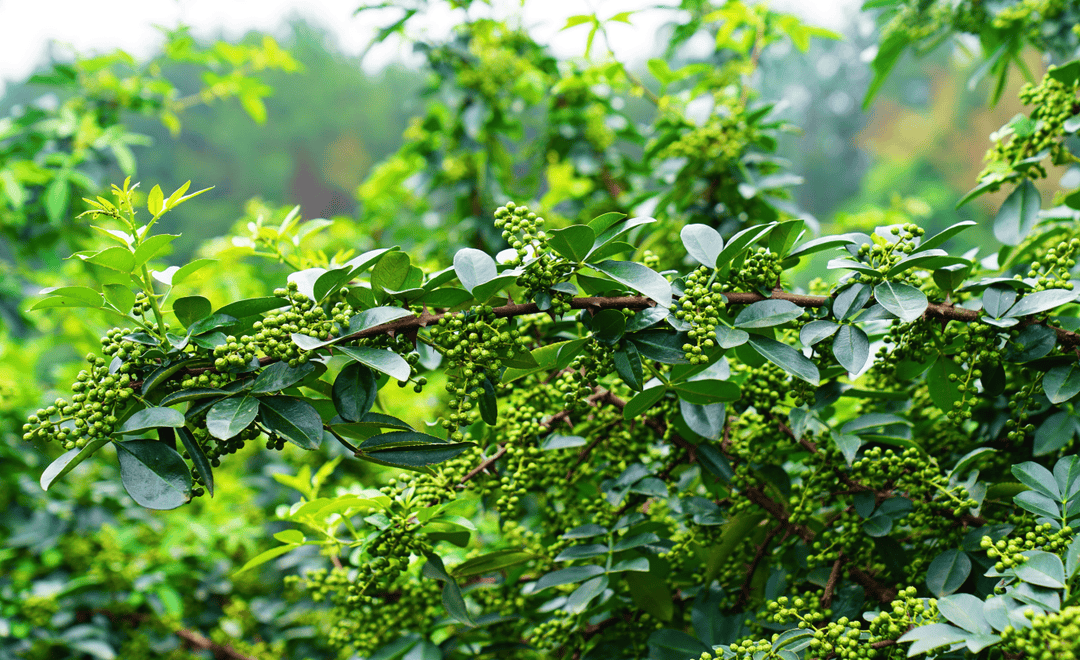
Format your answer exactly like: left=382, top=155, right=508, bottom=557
left=251, top=361, right=316, bottom=394
left=1014, top=552, right=1065, bottom=589
left=347, top=306, right=414, bottom=333
left=337, top=345, right=411, bottom=382
left=115, top=439, right=192, bottom=510
left=613, top=342, right=644, bottom=391
left=478, top=377, right=498, bottom=425
left=234, top=544, right=299, bottom=575
left=535, top=565, right=605, bottom=591
left=173, top=296, right=211, bottom=328
left=555, top=544, right=609, bottom=561
left=631, top=571, right=675, bottom=622
left=1043, top=363, right=1080, bottom=403
left=994, top=179, right=1041, bottom=246
left=333, top=363, right=378, bottom=422
left=714, top=223, right=775, bottom=273
left=549, top=225, right=595, bottom=262
left=1012, top=462, right=1061, bottom=500
left=800, top=320, right=839, bottom=346
left=926, top=549, right=972, bottom=597
left=215, top=297, right=288, bottom=318
left=176, top=427, right=213, bottom=497
left=313, top=267, right=354, bottom=302
left=563, top=524, right=608, bottom=539
left=451, top=549, right=538, bottom=578
left=746, top=336, right=820, bottom=385
left=359, top=442, right=473, bottom=470
left=646, top=629, right=711, bottom=660
left=259, top=396, right=324, bottom=450
left=132, top=233, right=178, bottom=266
left=84, top=246, right=135, bottom=273
left=40, top=436, right=110, bottom=490
left=206, top=396, right=259, bottom=440
left=680, top=224, right=724, bottom=268
left=786, top=234, right=857, bottom=259
left=588, top=211, right=627, bottom=235
left=862, top=30, right=910, bottom=110
left=116, top=407, right=186, bottom=434
left=453, top=248, right=497, bottom=293
left=1005, top=288, right=1078, bottom=317
left=671, top=380, right=741, bottom=405
left=1035, top=412, right=1078, bottom=456
left=833, top=325, right=869, bottom=373
left=589, top=308, right=626, bottom=344
left=370, top=252, right=412, bottom=299
left=624, top=386, right=666, bottom=420
left=916, top=220, right=978, bottom=253
left=874, top=281, right=928, bottom=323
left=422, top=553, right=475, bottom=626
left=565, top=576, right=608, bottom=615
left=31, top=288, right=104, bottom=311
left=983, top=285, right=1018, bottom=318
left=188, top=313, right=236, bottom=337
left=147, top=184, right=165, bottom=216
left=591, top=261, right=672, bottom=307
left=897, top=622, right=971, bottom=656
left=630, top=329, right=690, bottom=364
left=714, top=324, right=749, bottom=349
left=172, top=258, right=216, bottom=286
left=1014, top=490, right=1061, bottom=519
left=680, top=400, right=725, bottom=440
left=937, top=594, right=991, bottom=634
left=733, top=299, right=804, bottom=329
left=862, top=512, right=892, bottom=537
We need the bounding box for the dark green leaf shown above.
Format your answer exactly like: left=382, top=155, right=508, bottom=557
left=562, top=524, right=608, bottom=539
left=40, top=436, right=110, bottom=491
left=927, top=356, right=964, bottom=414
left=116, top=407, right=186, bottom=434
left=565, top=575, right=609, bottom=614
left=251, top=361, right=316, bottom=393
left=1005, top=325, right=1055, bottom=362
left=333, top=363, right=378, bottom=422
left=337, top=345, right=411, bottom=381
left=313, top=267, right=353, bottom=302
left=983, top=285, right=1018, bottom=318
left=555, top=544, right=609, bottom=561
left=747, top=336, right=820, bottom=385
left=926, top=549, right=972, bottom=597
left=422, top=553, right=475, bottom=626
left=624, top=386, right=666, bottom=420
left=371, top=252, right=412, bottom=298
left=631, top=571, right=675, bottom=622
left=1014, top=552, right=1065, bottom=589
left=833, top=325, right=869, bottom=373
left=613, top=342, right=644, bottom=391
left=549, top=225, right=596, bottom=262
left=159, top=388, right=227, bottom=407
left=1014, top=490, right=1061, bottom=519
left=188, top=313, right=237, bottom=337
left=833, top=283, right=871, bottom=321
left=591, top=261, right=672, bottom=307
left=206, top=396, right=259, bottom=440
left=714, top=324, right=749, bottom=349
left=590, top=308, right=626, bottom=344
left=862, top=513, right=892, bottom=537
left=646, top=629, right=711, bottom=660
left=630, top=329, right=689, bottom=364
left=115, top=439, right=192, bottom=510
left=259, top=396, right=324, bottom=450
left=786, top=234, right=857, bottom=259
left=680, top=224, right=724, bottom=268
left=680, top=401, right=725, bottom=440
left=479, top=378, right=497, bottom=425
left=173, top=296, right=211, bottom=328
left=177, top=427, right=213, bottom=497
left=534, top=565, right=605, bottom=591
left=215, top=297, right=288, bottom=318
left=452, top=549, right=538, bottom=577
left=994, top=179, right=1041, bottom=246
left=360, top=443, right=473, bottom=469
left=874, top=281, right=928, bottom=323
left=733, top=299, right=804, bottom=329
left=1012, top=462, right=1061, bottom=499
left=671, top=379, right=741, bottom=405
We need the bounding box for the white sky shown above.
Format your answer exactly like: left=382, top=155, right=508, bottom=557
left=0, top=0, right=858, bottom=93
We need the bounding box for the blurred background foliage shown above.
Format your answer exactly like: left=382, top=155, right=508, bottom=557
left=1, top=1, right=1076, bottom=658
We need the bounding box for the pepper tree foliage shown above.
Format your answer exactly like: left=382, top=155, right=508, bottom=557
left=14, top=2, right=1080, bottom=660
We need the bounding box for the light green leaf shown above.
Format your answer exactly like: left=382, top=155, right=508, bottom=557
left=591, top=261, right=672, bottom=307
left=337, top=345, right=411, bottom=382
left=733, top=299, right=804, bottom=329
left=116, top=407, right=186, bottom=434
left=874, top=281, right=928, bottom=323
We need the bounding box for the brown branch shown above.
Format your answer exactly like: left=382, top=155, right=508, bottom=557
left=85, top=610, right=257, bottom=660
left=849, top=566, right=898, bottom=603
left=821, top=556, right=845, bottom=609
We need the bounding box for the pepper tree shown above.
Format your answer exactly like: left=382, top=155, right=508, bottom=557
left=18, top=1, right=1080, bottom=659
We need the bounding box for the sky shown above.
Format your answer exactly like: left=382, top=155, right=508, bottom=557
left=0, top=0, right=859, bottom=93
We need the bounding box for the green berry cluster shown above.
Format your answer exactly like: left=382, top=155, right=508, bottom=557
left=730, top=246, right=783, bottom=292
left=216, top=282, right=337, bottom=370
left=849, top=224, right=927, bottom=285
left=494, top=202, right=577, bottom=316
left=431, top=305, right=530, bottom=437
left=1023, top=236, right=1080, bottom=292
left=983, top=523, right=1073, bottom=573
left=999, top=605, right=1080, bottom=660
left=675, top=266, right=724, bottom=363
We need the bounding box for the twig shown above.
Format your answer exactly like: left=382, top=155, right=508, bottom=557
left=738, top=525, right=782, bottom=608
left=821, top=556, right=845, bottom=609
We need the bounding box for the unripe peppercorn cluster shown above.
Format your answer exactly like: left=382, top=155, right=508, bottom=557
left=494, top=201, right=577, bottom=316
left=675, top=266, right=724, bottom=363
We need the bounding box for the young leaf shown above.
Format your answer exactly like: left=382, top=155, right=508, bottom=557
left=549, top=225, right=595, bottom=262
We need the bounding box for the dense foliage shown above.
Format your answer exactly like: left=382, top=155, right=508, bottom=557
left=4, top=1, right=1080, bottom=659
